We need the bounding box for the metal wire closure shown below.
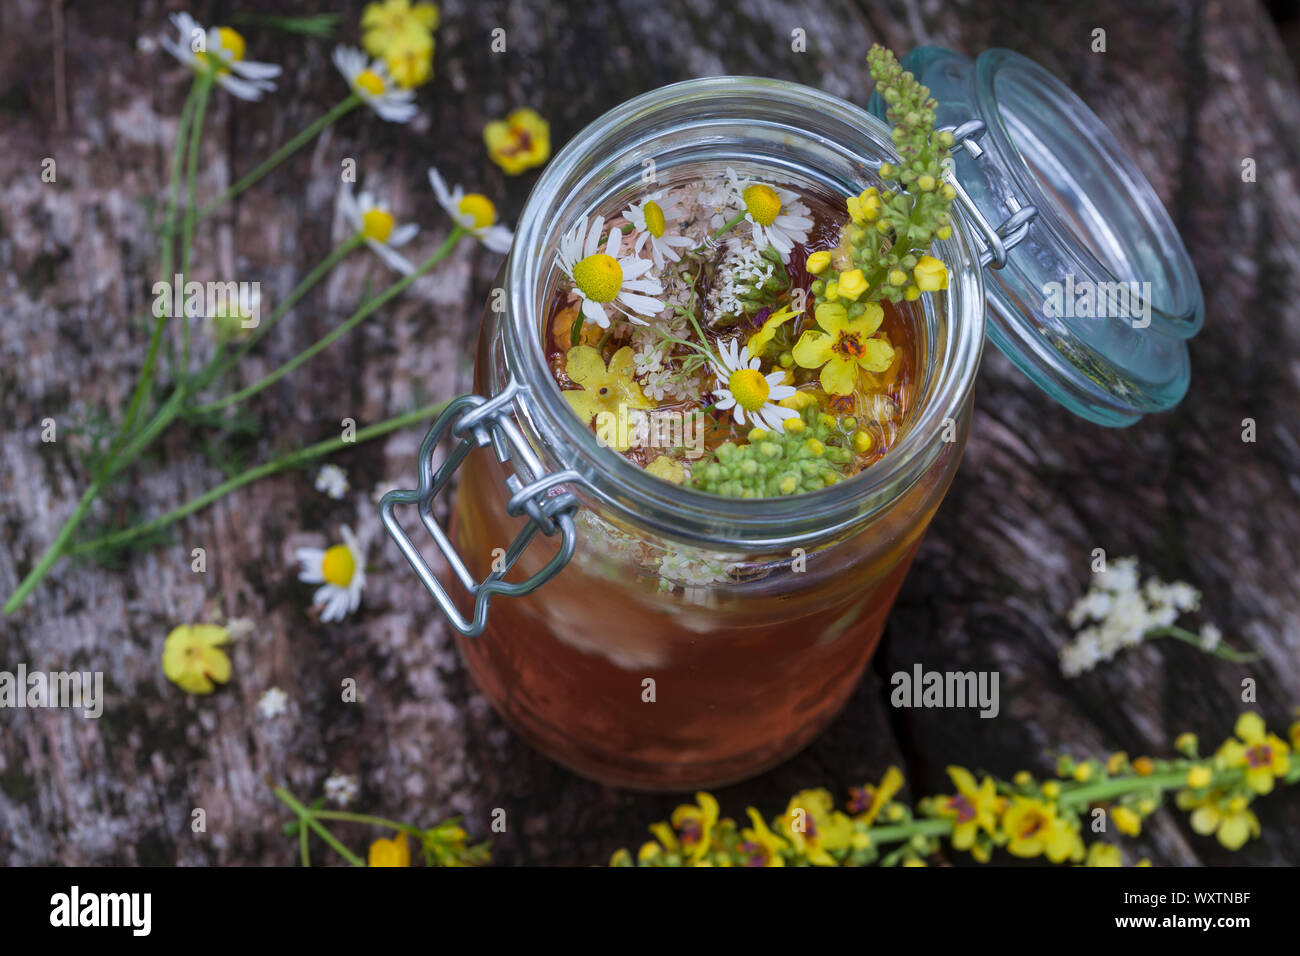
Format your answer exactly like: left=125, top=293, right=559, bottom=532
left=379, top=383, right=582, bottom=637
left=943, top=120, right=1037, bottom=269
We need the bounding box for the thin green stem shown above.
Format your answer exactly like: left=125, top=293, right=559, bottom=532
left=199, top=236, right=364, bottom=390
left=178, top=68, right=215, bottom=375
left=198, top=95, right=361, bottom=219
left=3, top=482, right=101, bottom=615
left=193, top=227, right=467, bottom=414
left=114, top=80, right=201, bottom=449
left=68, top=400, right=451, bottom=556
left=1148, top=625, right=1260, bottom=663
left=313, top=810, right=421, bottom=835
left=273, top=787, right=365, bottom=867
left=300, top=820, right=311, bottom=867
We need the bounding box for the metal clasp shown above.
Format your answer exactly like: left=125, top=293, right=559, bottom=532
left=942, top=120, right=1037, bottom=269
left=380, top=384, right=582, bottom=637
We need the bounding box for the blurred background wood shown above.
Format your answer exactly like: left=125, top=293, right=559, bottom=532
left=1, top=0, right=1298, bottom=865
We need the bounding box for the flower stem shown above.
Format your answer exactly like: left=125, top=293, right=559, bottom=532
left=192, top=227, right=467, bottom=414
left=197, top=95, right=361, bottom=219
left=198, top=236, right=364, bottom=390
left=1147, top=625, right=1260, bottom=663
left=68, top=400, right=452, bottom=557
left=273, top=787, right=366, bottom=867
left=3, top=482, right=101, bottom=615
left=178, top=68, right=216, bottom=376
left=115, top=79, right=201, bottom=449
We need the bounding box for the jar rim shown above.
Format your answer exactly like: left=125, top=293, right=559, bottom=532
left=502, top=76, right=986, bottom=550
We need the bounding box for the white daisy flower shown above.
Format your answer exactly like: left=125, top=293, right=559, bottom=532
left=314, top=464, right=350, bottom=500
left=258, top=687, right=288, bottom=720
left=427, top=167, right=514, bottom=253
left=557, top=214, right=664, bottom=329
left=721, top=167, right=813, bottom=262
left=340, top=184, right=418, bottom=275
left=623, top=191, right=693, bottom=270
left=323, top=772, right=359, bottom=807
left=331, top=46, right=417, bottom=123
left=709, top=337, right=798, bottom=431
left=296, top=525, right=366, bottom=623
left=160, top=13, right=281, bottom=101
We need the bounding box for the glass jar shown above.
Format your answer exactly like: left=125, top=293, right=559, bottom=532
left=382, top=49, right=1201, bottom=790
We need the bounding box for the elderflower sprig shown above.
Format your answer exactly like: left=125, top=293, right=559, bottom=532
left=611, top=712, right=1299, bottom=866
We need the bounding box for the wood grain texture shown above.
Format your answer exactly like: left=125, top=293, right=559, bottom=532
left=0, top=0, right=1297, bottom=865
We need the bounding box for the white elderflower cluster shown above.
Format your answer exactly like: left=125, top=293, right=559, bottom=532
left=1060, top=556, right=1213, bottom=677
left=707, top=241, right=775, bottom=322
left=658, top=548, right=732, bottom=591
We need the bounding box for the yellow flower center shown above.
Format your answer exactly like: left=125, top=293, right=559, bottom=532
left=728, top=367, right=770, bottom=412
left=216, top=27, right=246, bottom=62
left=742, top=184, right=782, bottom=226
left=321, top=545, right=356, bottom=588
left=457, top=194, right=496, bottom=229
left=355, top=69, right=386, bottom=95
left=643, top=200, right=667, bottom=238
left=572, top=253, right=623, bottom=303
left=361, top=208, right=395, bottom=242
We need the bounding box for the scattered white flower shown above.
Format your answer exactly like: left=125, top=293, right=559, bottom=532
left=258, top=687, right=288, bottom=719
left=160, top=14, right=281, bottom=101
left=710, top=336, right=798, bottom=432
left=323, top=772, right=359, bottom=807
left=296, top=525, right=367, bottom=623
left=314, top=464, right=350, bottom=500
left=340, top=183, right=418, bottom=275
left=1199, top=622, right=1222, bottom=652
left=225, top=617, right=255, bottom=640
left=623, top=191, right=693, bottom=270
left=332, top=46, right=417, bottom=123
left=427, top=167, right=514, bottom=253
left=557, top=214, right=664, bottom=329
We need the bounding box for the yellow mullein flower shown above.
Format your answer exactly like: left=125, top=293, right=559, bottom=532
left=847, top=765, right=905, bottom=827
left=782, top=789, right=854, bottom=866
left=645, top=456, right=686, bottom=484
left=1112, top=805, right=1142, bottom=837
left=739, top=808, right=787, bottom=867
left=361, top=0, right=439, bottom=57
left=913, top=255, right=949, bottom=291
left=562, top=346, right=654, bottom=451
left=1002, top=797, right=1084, bottom=863
left=1186, top=765, right=1213, bottom=788
left=846, top=187, right=882, bottom=224
left=485, top=108, right=551, bottom=175
left=1217, top=712, right=1291, bottom=795
left=161, top=623, right=233, bottom=694
left=792, top=301, right=895, bottom=395
left=368, top=832, right=411, bottom=867
left=609, top=848, right=633, bottom=867
left=936, top=766, right=1001, bottom=853
left=1178, top=790, right=1260, bottom=850
left=1085, top=842, right=1123, bottom=867
left=384, top=30, right=434, bottom=88
left=747, top=303, right=804, bottom=359
left=670, top=792, right=719, bottom=862
left=805, top=250, right=833, bottom=274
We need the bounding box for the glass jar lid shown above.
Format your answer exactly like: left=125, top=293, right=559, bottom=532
left=869, top=47, right=1203, bottom=427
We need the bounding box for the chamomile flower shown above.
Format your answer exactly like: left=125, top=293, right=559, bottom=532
left=332, top=46, right=418, bottom=123
left=558, top=215, right=664, bottom=329
left=722, top=168, right=813, bottom=262
left=160, top=13, right=281, bottom=101
left=314, top=464, right=350, bottom=500
left=623, top=191, right=693, bottom=270
left=710, top=337, right=798, bottom=431
left=340, top=184, right=418, bottom=275
left=427, top=167, right=513, bottom=253
left=296, top=526, right=367, bottom=623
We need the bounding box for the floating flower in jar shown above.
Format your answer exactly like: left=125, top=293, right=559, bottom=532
left=561, top=345, right=654, bottom=451
left=721, top=168, right=813, bottom=262
left=792, top=301, right=895, bottom=395
left=557, top=215, right=664, bottom=329
left=622, top=191, right=693, bottom=270
left=160, top=13, right=281, bottom=101
left=709, top=337, right=799, bottom=431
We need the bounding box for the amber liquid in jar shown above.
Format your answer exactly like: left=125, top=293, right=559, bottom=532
left=449, top=169, right=936, bottom=790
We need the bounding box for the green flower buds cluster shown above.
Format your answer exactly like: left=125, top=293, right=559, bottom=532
left=691, top=406, right=857, bottom=498
left=844, top=45, right=956, bottom=303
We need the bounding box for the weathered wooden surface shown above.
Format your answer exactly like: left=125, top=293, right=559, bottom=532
left=1, top=0, right=1298, bottom=865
